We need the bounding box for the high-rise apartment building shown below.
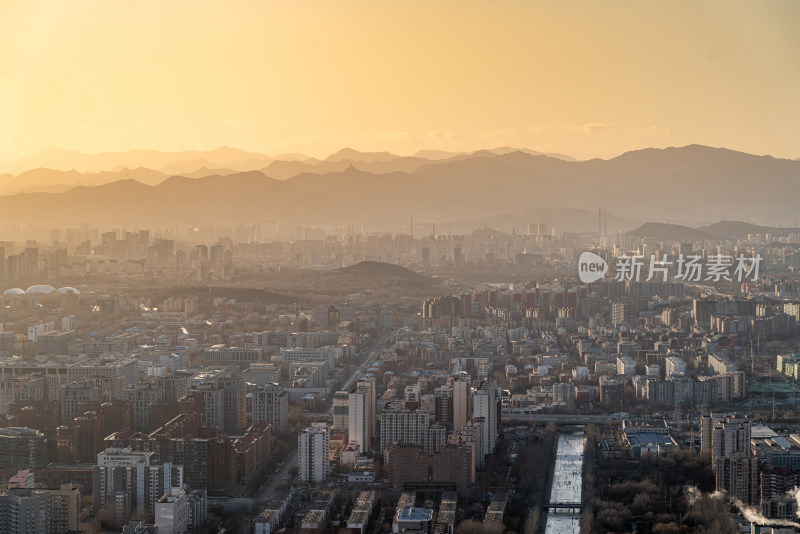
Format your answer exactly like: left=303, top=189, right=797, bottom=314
left=434, top=386, right=453, bottom=429
left=332, top=391, right=349, bottom=432
left=451, top=376, right=470, bottom=431
left=298, top=422, right=330, bottom=483
left=59, top=382, right=101, bottom=425
left=121, top=383, right=164, bottom=433
left=44, top=483, right=81, bottom=533
left=0, top=488, right=50, bottom=534
left=92, top=448, right=183, bottom=528
left=348, top=388, right=372, bottom=453
left=357, top=376, right=377, bottom=438
left=0, top=427, right=47, bottom=471
left=612, top=301, right=633, bottom=326
left=194, top=377, right=246, bottom=434
left=154, top=487, right=190, bottom=534
left=708, top=417, right=758, bottom=505
left=472, top=384, right=498, bottom=464
left=36, top=329, right=76, bottom=355
left=0, top=375, right=46, bottom=415
left=379, top=409, right=430, bottom=460
left=252, top=383, right=288, bottom=434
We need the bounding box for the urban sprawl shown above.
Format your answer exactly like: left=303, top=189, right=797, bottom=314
left=0, top=222, right=799, bottom=533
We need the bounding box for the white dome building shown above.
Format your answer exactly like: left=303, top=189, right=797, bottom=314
left=25, top=285, right=56, bottom=295
left=2, top=288, right=25, bottom=296
left=57, top=287, right=81, bottom=295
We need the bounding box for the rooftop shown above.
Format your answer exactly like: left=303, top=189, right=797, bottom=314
left=397, top=506, right=433, bottom=522
left=347, top=510, right=369, bottom=525
left=752, top=425, right=779, bottom=438
left=625, top=432, right=678, bottom=448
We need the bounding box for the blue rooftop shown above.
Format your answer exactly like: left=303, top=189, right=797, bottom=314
left=397, top=507, right=433, bottom=522
left=626, top=432, right=676, bottom=448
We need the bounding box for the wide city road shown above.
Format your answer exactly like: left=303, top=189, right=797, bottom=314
left=255, top=329, right=394, bottom=501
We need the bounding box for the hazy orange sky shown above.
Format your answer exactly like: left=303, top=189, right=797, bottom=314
left=1, top=1, right=799, bottom=162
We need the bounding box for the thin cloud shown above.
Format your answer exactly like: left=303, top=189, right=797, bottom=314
left=582, top=123, right=610, bottom=135
left=427, top=130, right=463, bottom=141
left=641, top=125, right=670, bottom=135
left=378, top=131, right=412, bottom=142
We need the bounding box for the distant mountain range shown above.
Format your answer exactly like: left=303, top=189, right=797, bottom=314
left=0, top=146, right=282, bottom=175
left=0, top=167, right=169, bottom=195
left=414, top=146, right=579, bottom=162
left=0, top=145, right=579, bottom=194
left=0, top=144, right=798, bottom=229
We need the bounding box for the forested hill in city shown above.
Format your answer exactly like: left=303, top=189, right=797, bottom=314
left=0, top=144, right=798, bottom=229
left=628, top=220, right=800, bottom=242
left=626, top=222, right=719, bottom=242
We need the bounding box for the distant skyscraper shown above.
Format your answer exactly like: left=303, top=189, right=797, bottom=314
left=453, top=246, right=464, bottom=266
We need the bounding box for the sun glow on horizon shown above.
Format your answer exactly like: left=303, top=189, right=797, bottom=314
left=1, top=1, right=799, bottom=162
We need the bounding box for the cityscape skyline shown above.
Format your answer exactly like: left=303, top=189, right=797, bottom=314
left=2, top=1, right=800, bottom=532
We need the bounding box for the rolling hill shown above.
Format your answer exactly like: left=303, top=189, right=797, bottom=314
left=626, top=223, right=720, bottom=242
left=698, top=221, right=800, bottom=241
left=628, top=220, right=800, bottom=242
